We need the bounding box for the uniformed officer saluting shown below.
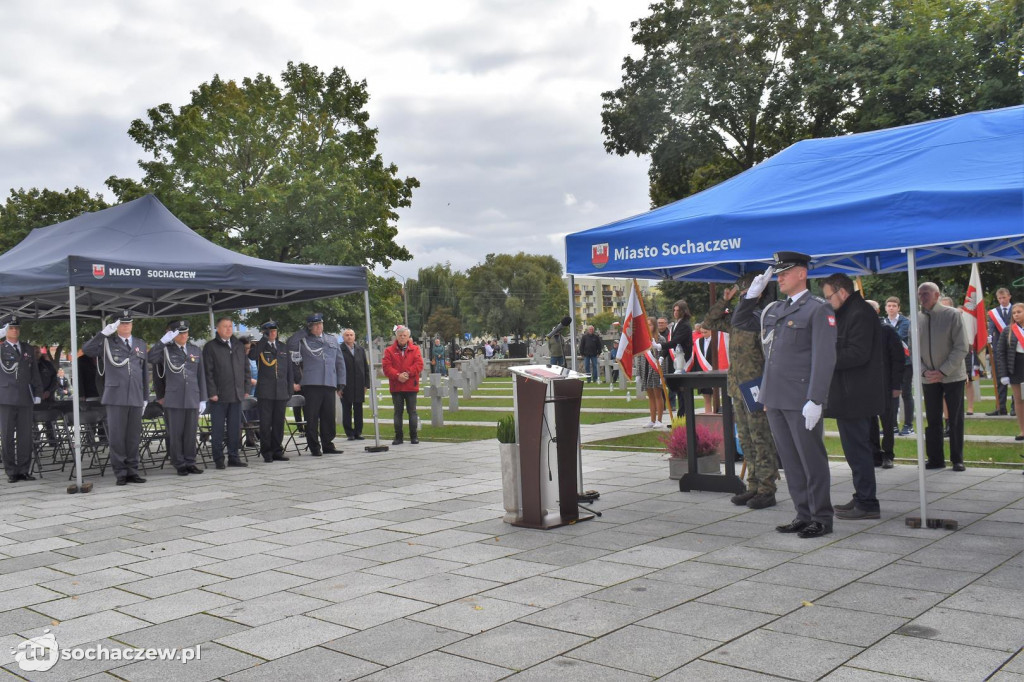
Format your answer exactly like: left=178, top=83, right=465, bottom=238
left=83, top=310, right=149, bottom=485
left=149, top=320, right=207, bottom=475
left=0, top=317, right=43, bottom=483
left=288, top=313, right=345, bottom=456
left=732, top=252, right=837, bottom=539
left=249, top=320, right=294, bottom=463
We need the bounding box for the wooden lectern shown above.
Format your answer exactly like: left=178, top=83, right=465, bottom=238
left=508, top=365, right=594, bottom=529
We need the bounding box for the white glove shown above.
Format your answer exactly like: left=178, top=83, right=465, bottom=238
left=290, top=351, right=302, bottom=363
left=33, top=397, right=41, bottom=405
left=1000, top=377, right=1011, bottom=386
left=745, top=266, right=775, bottom=299
left=651, top=342, right=662, bottom=351
left=102, top=322, right=119, bottom=336
left=802, top=400, right=822, bottom=430
left=142, top=401, right=148, bottom=410
left=0, top=324, right=7, bottom=337
left=199, top=400, right=207, bottom=414
left=161, top=330, right=176, bottom=344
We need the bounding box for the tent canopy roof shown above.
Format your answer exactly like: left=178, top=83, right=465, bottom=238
left=566, top=105, right=1024, bottom=281
left=0, top=194, right=368, bottom=319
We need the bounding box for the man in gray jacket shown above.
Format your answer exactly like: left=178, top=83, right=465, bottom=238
left=83, top=310, right=149, bottom=485
left=733, top=252, right=837, bottom=539
left=917, top=282, right=969, bottom=471
left=203, top=317, right=251, bottom=469
left=0, top=317, right=43, bottom=483
left=149, top=321, right=207, bottom=475
left=288, top=313, right=345, bottom=456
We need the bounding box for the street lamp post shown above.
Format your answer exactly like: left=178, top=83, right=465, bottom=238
left=386, top=269, right=409, bottom=328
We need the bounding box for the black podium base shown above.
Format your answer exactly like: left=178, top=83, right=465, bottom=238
left=511, top=511, right=595, bottom=530
left=679, top=472, right=745, bottom=494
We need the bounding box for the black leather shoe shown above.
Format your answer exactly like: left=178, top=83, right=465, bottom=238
left=747, top=493, right=776, bottom=509
left=410, top=436, right=419, bottom=444
left=263, top=457, right=274, bottom=463
left=731, top=490, right=757, bottom=506
left=776, top=519, right=810, bottom=534
left=354, top=435, right=365, bottom=440
left=227, top=460, right=248, bottom=468
left=310, top=450, right=322, bottom=457
left=273, top=455, right=289, bottom=461
left=985, top=409, right=1008, bottom=416
left=797, top=521, right=833, bottom=538
left=834, top=498, right=856, bottom=512
left=20, top=474, right=36, bottom=481
left=215, top=462, right=226, bottom=470
left=116, top=477, right=128, bottom=486
left=177, top=468, right=189, bottom=476
left=323, top=447, right=341, bottom=454
left=952, top=462, right=966, bottom=472
left=925, top=461, right=946, bottom=469
left=346, top=436, right=356, bottom=441
left=125, top=475, right=147, bottom=483
left=391, top=438, right=403, bottom=445
left=7, top=475, right=19, bottom=483
left=882, top=458, right=894, bottom=469
left=185, top=465, right=204, bottom=474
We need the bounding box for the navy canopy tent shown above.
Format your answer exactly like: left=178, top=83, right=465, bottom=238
left=565, top=105, right=1024, bottom=524
left=0, top=194, right=368, bottom=318
left=567, top=105, right=1024, bottom=282
left=0, top=194, right=386, bottom=491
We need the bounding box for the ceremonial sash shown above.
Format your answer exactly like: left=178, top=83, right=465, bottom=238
left=1012, top=324, right=1024, bottom=349
left=716, top=332, right=730, bottom=370
left=989, top=309, right=1007, bottom=333
left=692, top=336, right=713, bottom=371
left=901, top=341, right=910, bottom=357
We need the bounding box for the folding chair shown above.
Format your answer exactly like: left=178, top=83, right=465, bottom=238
left=282, top=393, right=307, bottom=456
left=31, top=408, right=64, bottom=477
left=139, top=401, right=167, bottom=471
left=239, top=396, right=260, bottom=460
left=65, top=409, right=109, bottom=479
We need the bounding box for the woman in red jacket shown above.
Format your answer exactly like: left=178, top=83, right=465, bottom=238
left=381, top=326, right=424, bottom=445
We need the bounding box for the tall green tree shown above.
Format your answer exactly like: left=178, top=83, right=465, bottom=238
left=461, top=253, right=565, bottom=338
left=602, top=0, right=868, bottom=206
left=107, top=61, right=416, bottom=333
left=405, top=263, right=467, bottom=335
left=0, top=187, right=108, bottom=254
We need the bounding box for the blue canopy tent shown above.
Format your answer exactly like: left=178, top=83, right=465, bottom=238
left=565, top=105, right=1024, bottom=523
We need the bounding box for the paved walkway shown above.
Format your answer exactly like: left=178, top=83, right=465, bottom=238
left=0, top=436, right=1021, bottom=681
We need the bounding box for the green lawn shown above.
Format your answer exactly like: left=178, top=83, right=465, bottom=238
left=335, top=423, right=498, bottom=442
left=375, top=408, right=640, bottom=425
left=584, top=430, right=1024, bottom=467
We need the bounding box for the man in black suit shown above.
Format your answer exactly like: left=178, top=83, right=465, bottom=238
left=665, top=299, right=693, bottom=416
left=0, top=317, right=43, bottom=483
left=340, top=328, right=371, bottom=440
left=987, top=288, right=1014, bottom=415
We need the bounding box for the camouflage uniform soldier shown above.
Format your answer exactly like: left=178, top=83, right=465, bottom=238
left=701, top=276, right=779, bottom=509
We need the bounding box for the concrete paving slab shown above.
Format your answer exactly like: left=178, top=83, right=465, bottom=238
left=847, top=633, right=1011, bottom=681
left=214, top=614, right=354, bottom=660
left=765, top=604, right=907, bottom=647
left=705, top=628, right=862, bottom=681
left=638, top=601, right=777, bottom=641
left=509, top=655, right=652, bottom=681
left=518, top=597, right=655, bottom=637
left=441, top=621, right=589, bottom=669
left=356, top=651, right=511, bottom=682
left=567, top=624, right=718, bottom=677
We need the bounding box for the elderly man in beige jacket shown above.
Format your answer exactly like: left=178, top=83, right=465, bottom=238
left=917, top=282, right=969, bottom=471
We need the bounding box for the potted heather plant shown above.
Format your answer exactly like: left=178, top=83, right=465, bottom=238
left=661, top=416, right=725, bottom=478
left=496, top=415, right=520, bottom=522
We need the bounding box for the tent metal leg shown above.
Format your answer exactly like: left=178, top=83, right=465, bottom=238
left=567, top=275, right=577, bottom=372
left=363, top=290, right=387, bottom=452
left=208, top=306, right=215, bottom=337
left=68, top=286, right=89, bottom=493
left=906, top=249, right=928, bottom=525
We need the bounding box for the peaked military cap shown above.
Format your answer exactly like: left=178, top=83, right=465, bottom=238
left=772, top=251, right=811, bottom=273
left=170, top=320, right=189, bottom=333
left=5, top=315, right=21, bottom=327
left=117, top=309, right=134, bottom=323
left=261, top=320, right=278, bottom=331
left=306, top=313, right=324, bottom=325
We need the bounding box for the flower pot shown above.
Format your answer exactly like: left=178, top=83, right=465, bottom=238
left=697, top=453, right=721, bottom=474
left=668, top=457, right=687, bottom=480
left=498, top=442, right=521, bottom=523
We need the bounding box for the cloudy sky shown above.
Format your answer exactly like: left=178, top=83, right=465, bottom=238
left=0, top=1, right=653, bottom=281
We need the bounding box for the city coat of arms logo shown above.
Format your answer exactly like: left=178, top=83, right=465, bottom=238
left=92, top=264, right=105, bottom=279
left=591, top=243, right=609, bottom=269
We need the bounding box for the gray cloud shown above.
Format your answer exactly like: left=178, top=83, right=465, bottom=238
left=0, top=1, right=652, bottom=281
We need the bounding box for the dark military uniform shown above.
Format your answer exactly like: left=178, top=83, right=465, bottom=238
left=733, top=261, right=837, bottom=530
left=703, top=297, right=779, bottom=497
left=249, top=329, right=293, bottom=461
left=149, top=330, right=207, bottom=473
left=83, top=326, right=149, bottom=481
left=0, top=323, right=43, bottom=481
left=287, top=316, right=345, bottom=456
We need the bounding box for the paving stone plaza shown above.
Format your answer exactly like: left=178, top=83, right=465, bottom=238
left=1, top=418, right=1022, bottom=681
